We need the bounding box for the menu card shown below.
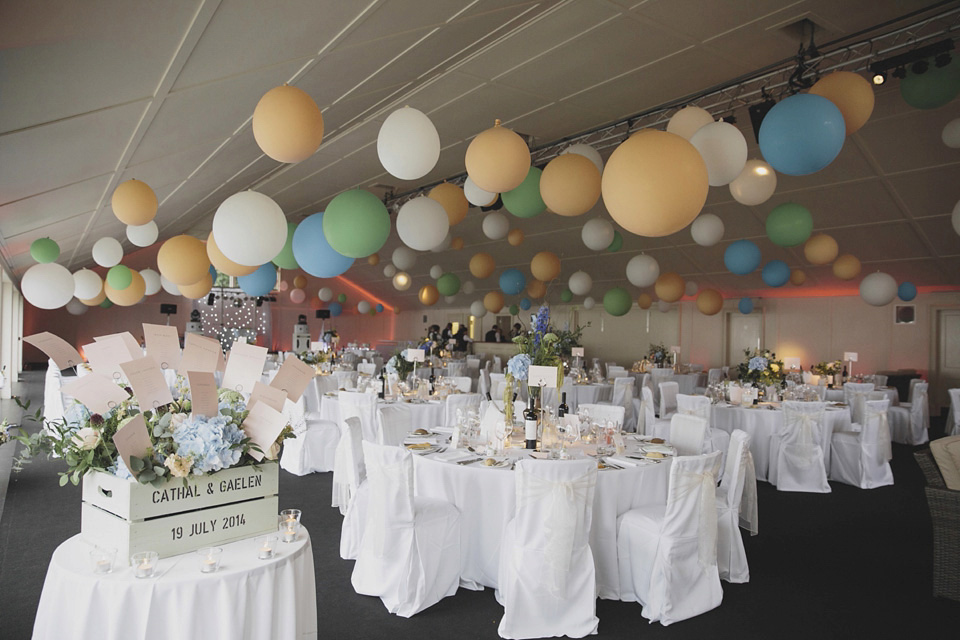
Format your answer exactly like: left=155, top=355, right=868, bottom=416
left=269, top=357, right=314, bottom=402
left=94, top=332, right=142, bottom=361
left=61, top=373, right=130, bottom=415
left=241, top=402, right=286, bottom=461
left=83, top=337, right=134, bottom=382
left=23, top=332, right=83, bottom=370
left=112, top=414, right=152, bottom=479
left=142, top=323, right=181, bottom=370
left=187, top=371, right=219, bottom=418
left=120, top=356, right=174, bottom=410
left=221, top=342, right=267, bottom=393
left=179, top=333, right=222, bottom=375
left=247, top=382, right=286, bottom=413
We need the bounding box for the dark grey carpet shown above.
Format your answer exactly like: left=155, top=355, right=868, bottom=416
left=1, top=373, right=957, bottom=638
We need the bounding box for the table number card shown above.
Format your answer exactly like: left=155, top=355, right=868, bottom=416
left=269, top=357, right=315, bottom=402
left=221, top=342, right=267, bottom=393
left=843, top=352, right=858, bottom=362
left=83, top=337, right=134, bottom=382
left=310, top=341, right=324, bottom=351
left=120, top=356, right=174, bottom=410
left=23, top=332, right=84, bottom=371
left=179, top=334, right=221, bottom=375
left=94, top=332, right=142, bottom=361
left=187, top=371, right=219, bottom=418
left=142, top=323, right=182, bottom=370
left=62, top=373, right=131, bottom=415
left=112, top=414, right=152, bottom=479
left=241, top=402, right=286, bottom=462
left=571, top=347, right=585, bottom=357
left=247, top=382, right=286, bottom=413
left=404, top=348, right=425, bottom=362
left=527, top=365, right=559, bottom=389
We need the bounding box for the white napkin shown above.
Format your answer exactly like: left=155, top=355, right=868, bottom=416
left=643, top=444, right=674, bottom=454
left=432, top=449, right=475, bottom=463
left=604, top=456, right=638, bottom=468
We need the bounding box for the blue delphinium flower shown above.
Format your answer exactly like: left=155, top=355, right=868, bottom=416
left=507, top=353, right=532, bottom=381
left=172, top=414, right=245, bottom=474
left=532, top=305, right=550, bottom=350
left=748, top=356, right=768, bottom=372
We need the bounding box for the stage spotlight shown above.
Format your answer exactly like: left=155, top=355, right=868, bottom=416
left=892, top=66, right=907, bottom=80
left=935, top=52, right=952, bottom=68
left=871, top=70, right=886, bottom=85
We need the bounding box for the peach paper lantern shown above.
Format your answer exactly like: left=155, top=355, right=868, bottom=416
left=540, top=153, right=601, bottom=217
left=696, top=288, right=723, bottom=315
left=507, top=228, right=525, bottom=246
left=104, top=270, right=146, bottom=307
left=207, top=232, right=258, bottom=277
left=451, top=237, right=464, bottom=250
left=469, top=252, right=496, bottom=279
left=111, top=179, right=157, bottom=225
left=637, top=293, right=653, bottom=310
left=429, top=183, right=469, bottom=226
left=832, top=254, right=861, bottom=280
left=809, top=71, right=874, bottom=135
left=293, top=275, right=308, bottom=289
left=527, top=279, right=546, bottom=299
left=484, top=291, right=505, bottom=313
left=158, top=235, right=210, bottom=286
left=179, top=273, right=214, bottom=300
left=654, top=272, right=685, bottom=303
left=290, top=288, right=306, bottom=304
left=464, top=120, right=531, bottom=193
left=803, top=233, right=839, bottom=265
left=419, top=284, right=440, bottom=306
left=530, top=251, right=561, bottom=281
left=367, top=253, right=380, bottom=266
left=252, top=85, right=324, bottom=163
left=790, top=269, right=806, bottom=286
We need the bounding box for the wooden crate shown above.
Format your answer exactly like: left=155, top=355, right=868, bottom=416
left=80, top=462, right=279, bottom=560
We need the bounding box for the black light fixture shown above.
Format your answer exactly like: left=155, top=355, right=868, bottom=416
left=911, top=59, right=929, bottom=75
left=892, top=66, right=907, bottom=80
left=748, top=96, right=776, bottom=144
left=256, top=297, right=264, bottom=307
left=869, top=38, right=954, bottom=82
left=206, top=293, right=215, bottom=305
left=935, top=52, right=952, bottom=68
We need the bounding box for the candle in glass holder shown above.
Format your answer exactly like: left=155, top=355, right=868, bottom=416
left=95, top=559, right=111, bottom=574
left=282, top=526, right=297, bottom=543
left=256, top=535, right=276, bottom=559
left=90, top=546, right=116, bottom=575
left=197, top=547, right=222, bottom=573
left=131, top=551, right=158, bottom=579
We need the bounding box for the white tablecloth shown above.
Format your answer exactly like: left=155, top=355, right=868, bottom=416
left=33, top=529, right=317, bottom=640
left=319, top=395, right=445, bottom=430
left=572, top=383, right=613, bottom=409
left=824, top=387, right=899, bottom=406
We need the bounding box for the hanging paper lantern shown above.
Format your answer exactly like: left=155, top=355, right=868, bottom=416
left=376, top=304, right=384, bottom=313
left=790, top=269, right=806, bottom=286
left=383, top=264, right=397, bottom=278
left=898, top=282, right=917, bottom=302
left=900, top=58, right=960, bottom=110
left=691, top=214, right=724, bottom=247
left=357, top=300, right=371, bottom=313
left=462, top=281, right=476, bottom=295
left=392, top=246, right=417, bottom=271
left=429, top=265, right=443, bottom=280
left=583, top=296, right=596, bottom=310
left=292, top=275, right=307, bottom=289
left=318, top=287, right=333, bottom=302
left=140, top=269, right=161, bottom=296
left=450, top=236, right=464, bottom=250
left=603, top=287, right=632, bottom=316
left=127, top=221, right=159, bottom=247
left=766, top=203, right=814, bottom=247
left=685, top=281, right=699, bottom=297
left=507, top=228, right=525, bottom=246
left=527, top=279, right=547, bottom=299
left=100, top=299, right=114, bottom=309
left=482, top=212, right=510, bottom=240
left=568, top=271, right=592, bottom=296
left=809, top=71, right=874, bottom=135
left=324, top=189, right=391, bottom=257
left=328, top=302, right=342, bottom=317
left=729, top=159, right=777, bottom=206
left=377, top=107, right=440, bottom=180
left=739, top=298, right=754, bottom=314
left=803, top=233, right=839, bottom=265
left=626, top=254, right=660, bottom=288
left=392, top=272, right=411, bottom=291
left=724, top=239, right=762, bottom=275
left=530, top=251, right=561, bottom=281
left=469, top=252, right=496, bottom=279
left=470, top=300, right=487, bottom=317
left=689, top=121, right=748, bottom=186
left=157, top=235, right=210, bottom=286
left=637, top=293, right=653, bottom=310
left=111, top=179, right=157, bottom=225
left=30, top=238, right=60, bottom=263
left=106, top=265, right=133, bottom=290
left=252, top=85, right=324, bottom=163
left=212, top=191, right=287, bottom=266
left=463, top=177, right=498, bottom=207
left=278, top=280, right=289, bottom=292
left=429, top=183, right=469, bottom=226
left=105, top=270, right=147, bottom=306
left=582, top=218, right=614, bottom=251
left=272, top=222, right=299, bottom=269
left=22, top=263, right=74, bottom=309
left=292, top=212, right=353, bottom=278
left=860, top=272, right=898, bottom=306
left=502, top=167, right=546, bottom=218
left=499, top=269, right=526, bottom=296
left=540, top=153, right=601, bottom=216
left=237, top=264, right=277, bottom=297
left=560, top=289, right=573, bottom=303
left=761, top=260, right=791, bottom=287
left=483, top=291, right=504, bottom=313
left=73, top=269, right=103, bottom=300
left=520, top=297, right=532, bottom=310
left=560, top=143, right=604, bottom=174
left=666, top=106, right=713, bottom=140
left=465, top=120, right=531, bottom=193
left=696, top=289, right=723, bottom=315
left=758, top=94, right=845, bottom=176
left=338, top=293, right=347, bottom=303
left=437, top=273, right=461, bottom=297
left=206, top=232, right=258, bottom=277
left=607, top=231, right=622, bottom=252
left=942, top=118, right=960, bottom=148
left=66, top=298, right=88, bottom=316
left=80, top=288, right=107, bottom=306
left=654, top=272, right=685, bottom=303
left=832, top=254, right=861, bottom=280
left=92, top=237, right=123, bottom=268
left=160, top=275, right=180, bottom=296
left=508, top=304, right=519, bottom=315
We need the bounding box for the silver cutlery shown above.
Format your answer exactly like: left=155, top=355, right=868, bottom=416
left=456, top=457, right=482, bottom=465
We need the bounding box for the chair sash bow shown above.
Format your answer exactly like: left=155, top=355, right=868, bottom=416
left=674, top=468, right=719, bottom=568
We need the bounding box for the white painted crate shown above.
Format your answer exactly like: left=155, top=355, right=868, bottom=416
left=80, top=462, right=279, bottom=560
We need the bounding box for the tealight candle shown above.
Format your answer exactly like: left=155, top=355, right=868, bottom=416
left=131, top=551, right=158, bottom=579
left=197, top=547, right=222, bottom=573
left=282, top=527, right=297, bottom=543
left=95, top=559, right=111, bottom=574
left=256, top=535, right=277, bottom=560
left=89, top=546, right=117, bottom=575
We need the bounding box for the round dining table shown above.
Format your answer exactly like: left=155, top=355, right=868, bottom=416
left=823, top=387, right=899, bottom=406
left=319, top=394, right=446, bottom=430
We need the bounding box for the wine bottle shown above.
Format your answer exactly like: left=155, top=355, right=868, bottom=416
left=524, top=397, right=538, bottom=450
left=378, top=369, right=386, bottom=400
left=842, top=365, right=848, bottom=383
left=485, top=391, right=492, bottom=401
left=558, top=392, right=569, bottom=418
left=429, top=366, right=436, bottom=394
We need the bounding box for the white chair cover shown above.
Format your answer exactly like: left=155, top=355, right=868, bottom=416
left=617, top=451, right=723, bottom=625
left=642, top=386, right=671, bottom=439
left=337, top=419, right=368, bottom=560
left=493, top=356, right=503, bottom=373
left=669, top=413, right=708, bottom=456
left=579, top=403, right=625, bottom=428
left=604, top=377, right=636, bottom=432
left=677, top=393, right=730, bottom=471
left=659, top=381, right=679, bottom=418
left=716, top=430, right=756, bottom=583
left=707, top=368, right=724, bottom=385
left=889, top=382, right=929, bottom=445
left=351, top=441, right=460, bottom=617
left=843, top=382, right=875, bottom=426
left=448, top=376, right=473, bottom=393
left=949, top=388, right=960, bottom=437
left=377, top=405, right=412, bottom=446
left=608, top=366, right=629, bottom=379
left=830, top=399, right=894, bottom=489
left=900, top=377, right=923, bottom=409
left=466, top=357, right=481, bottom=372
left=279, top=396, right=339, bottom=475
left=769, top=401, right=830, bottom=493
left=873, top=374, right=888, bottom=387
left=490, top=373, right=507, bottom=400
left=338, top=391, right=379, bottom=443
left=357, top=362, right=376, bottom=376
left=812, top=384, right=827, bottom=401
left=496, top=459, right=599, bottom=639
left=444, top=393, right=481, bottom=428
left=478, top=369, right=491, bottom=398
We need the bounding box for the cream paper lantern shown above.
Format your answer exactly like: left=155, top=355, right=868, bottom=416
left=66, top=298, right=88, bottom=316
left=689, top=121, right=748, bottom=186
left=92, top=237, right=123, bottom=268
left=290, top=289, right=306, bottom=304
left=690, top=213, right=724, bottom=247
left=105, top=270, right=147, bottom=306
left=462, top=280, right=476, bottom=295
left=530, top=251, right=561, bottom=281
left=318, top=287, right=334, bottom=302
left=484, top=291, right=504, bottom=313
left=111, top=179, right=157, bottom=225
left=540, top=153, right=601, bottom=216
left=73, top=269, right=103, bottom=300
left=582, top=296, right=596, bottom=310
left=581, top=218, right=614, bottom=251
left=397, top=197, right=449, bottom=251
left=859, top=272, right=898, bottom=306
left=625, top=254, right=660, bottom=288
left=560, top=143, right=604, bottom=175
left=159, top=275, right=180, bottom=296
left=832, top=254, right=861, bottom=280
left=464, top=120, right=531, bottom=193
left=126, top=221, right=159, bottom=247
left=637, top=293, right=653, bottom=310
left=392, top=271, right=412, bottom=291
left=22, top=263, right=74, bottom=309
left=657, top=300, right=674, bottom=313
left=803, top=233, right=839, bottom=265
left=568, top=271, right=592, bottom=296
left=809, top=71, right=874, bottom=136
left=685, top=280, right=699, bottom=297
left=470, top=300, right=486, bottom=317
left=140, top=268, right=162, bottom=295
left=696, top=289, right=723, bottom=315
left=392, top=246, right=418, bottom=271
left=377, top=107, right=440, bottom=180
left=429, top=265, right=443, bottom=280
left=463, top=176, right=497, bottom=207
left=482, top=212, right=510, bottom=240
left=419, top=285, right=439, bottom=306
left=729, top=159, right=778, bottom=206
left=252, top=85, right=324, bottom=163
left=654, top=272, right=685, bottom=303
left=942, top=119, right=960, bottom=148
left=212, top=191, right=287, bottom=266
left=157, top=235, right=210, bottom=286
left=469, top=252, right=496, bottom=279
left=790, top=269, right=806, bottom=286
left=382, top=264, right=397, bottom=278
left=507, top=228, right=524, bottom=246
left=357, top=300, right=372, bottom=314
left=666, top=106, right=714, bottom=140
left=179, top=273, right=213, bottom=300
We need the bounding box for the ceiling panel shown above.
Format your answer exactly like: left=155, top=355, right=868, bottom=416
left=915, top=215, right=960, bottom=259
left=887, top=165, right=960, bottom=218
left=0, top=175, right=111, bottom=238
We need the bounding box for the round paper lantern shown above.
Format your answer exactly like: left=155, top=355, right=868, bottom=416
left=100, top=299, right=113, bottom=309
left=601, top=130, right=709, bottom=237
left=160, top=275, right=180, bottom=296
left=507, top=228, right=525, bottom=246
left=376, top=304, right=384, bottom=313
left=80, top=288, right=107, bottom=306
left=832, top=254, right=861, bottom=280
left=212, top=191, right=286, bottom=266
left=508, top=304, right=518, bottom=315
left=325, top=189, right=391, bottom=257
left=540, top=153, right=601, bottom=216
left=607, top=231, right=622, bottom=252
left=691, top=214, right=724, bottom=247
left=942, top=119, right=960, bottom=148
left=279, top=280, right=289, bottom=291
left=626, top=254, right=660, bottom=288
left=583, top=296, right=596, bottom=310
left=318, top=287, right=333, bottom=302
left=560, top=289, right=573, bottom=303
left=450, top=236, right=464, bottom=250
left=367, top=253, right=380, bottom=267
left=739, top=297, right=754, bottom=314
left=92, top=237, right=123, bottom=268
left=766, top=202, right=813, bottom=247
left=465, top=121, right=531, bottom=193
left=126, top=221, right=159, bottom=248
left=689, top=121, right=748, bottom=186
left=22, top=263, right=74, bottom=309
left=637, top=293, right=653, bottom=310
left=809, top=71, right=874, bottom=135
left=392, top=246, right=417, bottom=271
left=396, top=196, right=450, bottom=251
left=654, top=272, right=685, bottom=303
left=953, top=199, right=960, bottom=236
left=696, top=289, right=723, bottom=315
left=105, top=269, right=146, bottom=306
left=206, top=232, right=258, bottom=277
left=271, top=223, right=299, bottom=270
left=502, top=167, right=545, bottom=219
left=520, top=297, right=532, bottom=310
left=860, top=272, right=898, bottom=306
left=328, top=302, right=342, bottom=317
left=898, top=282, right=917, bottom=302
left=666, top=106, right=714, bottom=140
left=392, top=272, right=412, bottom=291
left=560, top=143, right=604, bottom=174
left=140, top=269, right=161, bottom=295
left=377, top=107, right=440, bottom=180
left=106, top=265, right=132, bottom=290
left=66, top=298, right=88, bottom=316
left=111, top=179, right=157, bottom=225
left=724, top=239, right=762, bottom=275
left=470, top=300, right=486, bottom=317
left=790, top=269, right=806, bottom=286
left=292, top=275, right=307, bottom=289
left=437, top=272, right=460, bottom=296
left=462, top=281, right=476, bottom=295
left=685, top=280, right=699, bottom=297
left=482, top=212, right=510, bottom=240
left=357, top=300, right=371, bottom=313
left=582, top=218, right=614, bottom=251
left=803, top=233, right=839, bottom=265
left=338, top=294, right=347, bottom=303
left=469, top=252, right=496, bottom=279
left=463, top=177, right=497, bottom=207
left=429, top=265, right=443, bottom=280
left=761, top=260, right=790, bottom=287
left=383, top=264, right=397, bottom=278
left=527, top=279, right=546, bottom=299
left=30, top=238, right=59, bottom=263
left=568, top=271, right=592, bottom=296
left=499, top=268, right=526, bottom=295
left=729, top=159, right=777, bottom=206
left=157, top=235, right=210, bottom=285
left=603, top=287, right=632, bottom=316
left=73, top=269, right=103, bottom=300
left=530, top=251, right=561, bottom=281
left=292, top=213, right=354, bottom=278
left=238, top=264, right=277, bottom=297
left=483, top=291, right=504, bottom=313
left=900, top=59, right=960, bottom=110
left=252, top=85, right=324, bottom=163
left=758, top=94, right=845, bottom=176
left=429, top=183, right=469, bottom=226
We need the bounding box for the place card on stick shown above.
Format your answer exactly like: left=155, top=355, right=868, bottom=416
left=120, top=356, right=174, bottom=411
left=187, top=371, right=219, bottom=418
left=247, top=382, right=286, bottom=412
left=571, top=347, right=584, bottom=357
left=241, top=402, right=286, bottom=462
left=179, top=333, right=221, bottom=375
left=112, top=414, right=152, bottom=479
left=94, top=331, right=142, bottom=361
left=142, top=323, right=181, bottom=370
left=61, top=373, right=130, bottom=415
left=404, top=348, right=425, bottom=362
left=83, top=337, right=134, bottom=382
left=269, top=357, right=315, bottom=402
left=221, top=342, right=267, bottom=393
left=23, top=332, right=83, bottom=371
left=527, top=365, right=559, bottom=388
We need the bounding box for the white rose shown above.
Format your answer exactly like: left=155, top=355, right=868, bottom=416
left=266, top=442, right=281, bottom=460
left=72, top=427, right=101, bottom=450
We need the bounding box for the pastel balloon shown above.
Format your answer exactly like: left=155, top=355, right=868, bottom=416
left=238, top=264, right=277, bottom=297
left=761, top=260, right=790, bottom=287
left=790, top=269, right=806, bottom=286
left=900, top=59, right=960, bottom=110
left=292, top=275, right=307, bottom=289
left=482, top=212, right=510, bottom=240
left=696, top=289, right=723, bottom=315
left=207, top=232, right=258, bottom=277
left=392, top=272, right=412, bottom=291
left=92, top=237, right=123, bottom=268
left=252, top=85, right=324, bottom=163
left=157, top=235, right=210, bottom=285
left=803, top=233, right=839, bottom=265
left=213, top=191, right=287, bottom=266
left=583, top=296, right=596, bottom=310
left=690, top=214, right=724, bottom=247
left=637, top=293, right=653, bottom=310
left=318, top=287, right=333, bottom=302
left=160, top=275, right=180, bottom=296
left=766, top=202, right=813, bottom=247
left=499, top=268, right=526, bottom=296
left=392, top=246, right=418, bottom=271
left=729, top=159, right=777, bottom=206
left=357, top=300, right=371, bottom=313
left=73, top=269, right=103, bottom=300
left=30, top=237, right=59, bottom=263
left=502, top=166, right=546, bottom=218
left=324, top=189, right=391, bottom=258
left=80, top=288, right=107, bottom=306
left=560, top=143, right=604, bottom=174
left=560, top=289, right=573, bottom=303
left=437, top=272, right=461, bottom=297
left=689, top=121, right=747, bottom=186
left=508, top=304, right=519, bottom=315
left=724, top=239, right=762, bottom=275
left=377, top=107, right=440, bottom=180
left=654, top=272, right=685, bottom=303
left=272, top=222, right=299, bottom=270
left=463, top=176, right=497, bottom=207
left=22, top=263, right=74, bottom=309
left=383, top=264, right=397, bottom=278
left=126, top=221, right=159, bottom=248
left=66, top=298, right=88, bottom=316
left=328, top=302, right=342, bottom=317
left=106, top=265, right=133, bottom=290
left=860, top=272, right=898, bottom=306
left=469, top=252, right=496, bottom=279
left=429, top=265, right=443, bottom=280
left=140, top=269, right=161, bottom=295
left=178, top=273, right=212, bottom=301
left=759, top=94, right=845, bottom=176
left=470, top=300, right=487, bottom=317
left=739, top=297, right=754, bottom=314
left=105, top=269, right=146, bottom=306
left=832, top=254, right=861, bottom=280
left=465, top=122, right=531, bottom=193
left=626, top=254, right=660, bottom=288
left=484, top=291, right=505, bottom=313
left=685, top=280, right=699, bottom=297
left=530, top=251, right=561, bottom=281
left=507, top=228, right=525, bottom=246
left=568, top=271, right=592, bottom=296
left=376, top=304, right=384, bottom=312
left=942, top=118, right=960, bottom=148
left=111, top=179, right=157, bottom=225
left=607, top=230, right=622, bottom=252
left=527, top=279, right=547, bottom=299
left=520, top=297, right=532, bottom=310
left=450, top=236, right=464, bottom=250
left=582, top=218, right=614, bottom=251
left=603, top=287, right=632, bottom=316
left=540, top=153, right=601, bottom=216
left=898, top=282, right=917, bottom=302
left=666, top=106, right=713, bottom=140
left=462, top=281, right=476, bottom=294
left=292, top=212, right=353, bottom=278
left=809, top=71, right=874, bottom=135
left=429, top=182, right=468, bottom=226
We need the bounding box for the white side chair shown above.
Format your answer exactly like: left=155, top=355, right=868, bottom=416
left=493, top=356, right=503, bottom=373
left=843, top=382, right=875, bottom=426
left=668, top=413, right=708, bottom=456
left=889, top=381, right=929, bottom=445
left=496, top=459, right=599, bottom=639
left=716, top=430, right=757, bottom=583
left=448, top=376, right=473, bottom=393
left=899, top=377, right=924, bottom=410
left=830, top=399, right=894, bottom=489
left=351, top=441, right=461, bottom=617
left=769, top=401, right=830, bottom=493
left=948, top=389, right=960, bottom=437
left=579, top=403, right=625, bottom=428
left=676, top=394, right=730, bottom=468
left=357, top=362, right=376, bottom=376
left=873, top=374, right=888, bottom=387
left=338, top=391, right=379, bottom=443
left=617, top=451, right=723, bottom=625
left=707, top=368, right=724, bottom=385
left=377, top=404, right=412, bottom=446
left=336, top=418, right=368, bottom=560
left=490, top=373, right=507, bottom=399
left=642, top=386, right=671, bottom=439
left=659, top=381, right=679, bottom=419
left=279, top=396, right=339, bottom=475
left=602, top=377, right=636, bottom=432
left=478, top=369, right=491, bottom=399
left=444, top=393, right=481, bottom=428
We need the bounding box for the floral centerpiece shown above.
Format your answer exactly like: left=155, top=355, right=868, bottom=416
left=296, top=349, right=327, bottom=366
left=385, top=350, right=415, bottom=382
left=813, top=360, right=842, bottom=377
left=504, top=305, right=564, bottom=423
left=648, top=342, right=669, bottom=366
left=735, top=348, right=785, bottom=387
left=0, top=419, right=11, bottom=447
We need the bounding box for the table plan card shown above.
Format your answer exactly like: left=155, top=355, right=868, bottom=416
left=187, top=371, right=219, bottom=418
left=112, top=414, right=152, bottom=479
left=269, top=357, right=314, bottom=402
left=94, top=332, right=142, bottom=361
left=179, top=334, right=222, bottom=375
left=23, top=332, right=84, bottom=370
left=83, top=337, right=134, bottom=382
left=571, top=347, right=585, bottom=357
left=241, top=402, right=286, bottom=461
left=404, top=348, right=425, bottom=362
left=61, top=373, right=130, bottom=415
left=120, top=356, right=174, bottom=411
left=247, top=382, right=286, bottom=413
left=221, top=342, right=268, bottom=393
left=142, top=323, right=181, bottom=370
left=528, top=365, right=559, bottom=389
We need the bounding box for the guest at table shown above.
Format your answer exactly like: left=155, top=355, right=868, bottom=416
left=511, top=323, right=523, bottom=339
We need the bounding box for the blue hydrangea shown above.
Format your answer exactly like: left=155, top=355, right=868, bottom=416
left=172, top=414, right=245, bottom=474
left=385, top=356, right=398, bottom=376
left=507, top=353, right=532, bottom=380
left=748, top=356, right=768, bottom=372
left=109, top=455, right=134, bottom=480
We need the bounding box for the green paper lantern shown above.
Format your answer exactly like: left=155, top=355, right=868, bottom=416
left=100, top=299, right=114, bottom=309
left=560, top=289, right=573, bottom=302
left=338, top=293, right=347, bottom=303
left=272, top=222, right=300, bottom=269
left=30, top=237, right=60, bottom=263
left=606, top=230, right=622, bottom=252
left=502, top=167, right=546, bottom=219
left=766, top=202, right=813, bottom=247
left=509, top=304, right=519, bottom=315
left=369, top=309, right=376, bottom=316
left=436, top=272, right=461, bottom=296
left=603, top=287, right=632, bottom=317
left=322, top=189, right=390, bottom=258
left=106, top=265, right=133, bottom=290
left=900, top=59, right=960, bottom=110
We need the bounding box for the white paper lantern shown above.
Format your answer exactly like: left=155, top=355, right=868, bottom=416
left=377, top=107, right=440, bottom=180
left=729, top=159, right=777, bottom=206
left=73, top=268, right=102, bottom=300
left=392, top=271, right=412, bottom=291
left=382, top=264, right=397, bottom=278
left=470, top=300, right=486, bottom=317
left=689, top=121, right=748, bottom=186
left=430, top=232, right=452, bottom=253
left=357, top=300, right=372, bottom=314
left=22, top=263, right=74, bottom=309
left=859, top=272, right=898, bottom=306
left=392, top=246, right=418, bottom=271
left=318, top=287, right=333, bottom=302
left=953, top=199, right=960, bottom=236
left=685, top=280, right=699, bottom=297
left=568, top=271, right=592, bottom=296
left=690, top=213, right=725, bottom=247
left=397, top=197, right=449, bottom=251
left=626, top=254, right=660, bottom=288
left=444, top=295, right=456, bottom=304
left=212, top=191, right=287, bottom=266
left=657, top=300, right=673, bottom=313
left=943, top=118, right=960, bottom=148
left=666, top=106, right=714, bottom=140
left=462, top=280, right=476, bottom=295
left=560, top=143, right=604, bottom=175
left=160, top=275, right=180, bottom=296
left=66, top=298, right=88, bottom=315
left=140, top=268, right=161, bottom=295
left=482, top=212, right=509, bottom=240
left=464, top=176, right=497, bottom=207
left=581, top=218, right=614, bottom=251
left=430, top=265, right=443, bottom=279
left=92, top=237, right=123, bottom=268
left=126, top=221, right=159, bottom=247
left=582, top=296, right=596, bottom=310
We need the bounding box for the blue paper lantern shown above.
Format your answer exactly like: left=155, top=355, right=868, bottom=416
left=499, top=268, right=526, bottom=295
left=376, top=303, right=384, bottom=312
left=738, top=297, right=754, bottom=314
left=328, top=301, right=343, bottom=317
left=292, top=212, right=354, bottom=278
left=761, top=259, right=791, bottom=287
left=519, top=297, right=531, bottom=311
left=724, top=239, right=762, bottom=275
left=208, top=265, right=218, bottom=280
left=898, top=282, right=917, bottom=302
left=237, top=264, right=277, bottom=297
left=758, top=94, right=846, bottom=176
